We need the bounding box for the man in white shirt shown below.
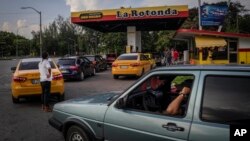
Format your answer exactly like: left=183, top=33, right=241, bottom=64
left=38, top=52, right=52, bottom=112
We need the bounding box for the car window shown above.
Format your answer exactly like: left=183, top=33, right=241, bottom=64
left=76, top=59, right=82, bottom=65
left=83, top=57, right=91, bottom=63
left=58, top=59, right=76, bottom=65
left=96, top=56, right=101, bottom=61
left=85, top=56, right=94, bottom=61
left=125, top=74, right=194, bottom=117
left=117, top=55, right=138, bottom=60
left=19, top=61, right=56, bottom=70
left=201, top=75, right=250, bottom=125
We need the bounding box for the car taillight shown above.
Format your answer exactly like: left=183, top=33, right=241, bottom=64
left=13, top=76, right=27, bottom=82
left=130, top=63, right=141, bottom=67
left=112, top=63, right=118, bottom=67
left=69, top=65, right=79, bottom=71
left=53, top=74, right=63, bottom=80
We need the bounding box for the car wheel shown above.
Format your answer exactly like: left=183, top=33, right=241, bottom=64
left=113, top=75, right=119, bottom=79
left=79, top=71, right=84, bottom=81
left=96, top=67, right=100, bottom=72
left=66, top=126, right=90, bottom=141
left=140, top=69, right=145, bottom=77
left=58, top=93, right=65, bottom=102
left=91, top=68, right=96, bottom=76
left=12, top=96, right=19, bottom=103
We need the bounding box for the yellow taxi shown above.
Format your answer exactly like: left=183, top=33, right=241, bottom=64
left=112, top=53, right=151, bottom=79
left=11, top=58, right=65, bottom=103
left=144, top=53, right=156, bottom=69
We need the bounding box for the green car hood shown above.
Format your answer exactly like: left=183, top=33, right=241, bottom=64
left=53, top=92, right=120, bottom=122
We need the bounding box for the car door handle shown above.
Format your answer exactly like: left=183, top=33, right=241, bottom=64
left=162, top=122, right=184, bottom=132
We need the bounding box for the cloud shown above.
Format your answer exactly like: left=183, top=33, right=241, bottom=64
left=65, top=0, right=139, bottom=11
left=17, top=19, right=27, bottom=29
left=1, top=22, right=11, bottom=32
left=66, top=0, right=99, bottom=11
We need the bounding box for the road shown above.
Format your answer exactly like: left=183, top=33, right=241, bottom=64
left=0, top=59, right=136, bottom=141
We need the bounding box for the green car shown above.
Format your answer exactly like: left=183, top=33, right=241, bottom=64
left=49, top=65, right=250, bottom=141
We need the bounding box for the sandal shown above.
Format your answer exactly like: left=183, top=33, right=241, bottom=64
left=44, top=106, right=52, bottom=112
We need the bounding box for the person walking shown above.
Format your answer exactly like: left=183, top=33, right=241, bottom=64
left=173, top=49, right=179, bottom=65
left=166, top=48, right=172, bottom=66
left=38, top=52, right=52, bottom=112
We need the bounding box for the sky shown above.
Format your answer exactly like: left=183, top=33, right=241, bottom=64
left=0, top=0, right=249, bottom=39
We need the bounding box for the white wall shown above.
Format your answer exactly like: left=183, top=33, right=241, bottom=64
left=239, top=38, right=250, bottom=49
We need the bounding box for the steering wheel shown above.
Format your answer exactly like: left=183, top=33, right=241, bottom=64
left=143, top=90, right=162, bottom=111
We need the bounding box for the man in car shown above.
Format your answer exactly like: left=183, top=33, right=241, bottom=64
left=163, top=79, right=193, bottom=115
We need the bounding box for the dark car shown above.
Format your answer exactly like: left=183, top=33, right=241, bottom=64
left=106, top=53, right=117, bottom=66
left=84, top=55, right=107, bottom=72
left=57, top=56, right=95, bottom=81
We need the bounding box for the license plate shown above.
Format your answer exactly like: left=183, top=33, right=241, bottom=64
left=32, top=79, right=40, bottom=84
left=61, top=70, right=68, bottom=73
left=120, top=65, right=128, bottom=69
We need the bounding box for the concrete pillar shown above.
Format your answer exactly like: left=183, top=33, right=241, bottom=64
left=136, top=31, right=141, bottom=52
left=127, top=26, right=141, bottom=53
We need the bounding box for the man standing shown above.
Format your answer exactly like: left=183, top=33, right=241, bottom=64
left=39, top=52, right=52, bottom=112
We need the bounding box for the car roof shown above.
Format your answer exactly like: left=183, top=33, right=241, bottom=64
left=84, top=55, right=96, bottom=57
left=120, top=53, right=141, bottom=56
left=59, top=56, right=78, bottom=59
left=154, top=65, right=250, bottom=72
left=21, top=58, right=53, bottom=62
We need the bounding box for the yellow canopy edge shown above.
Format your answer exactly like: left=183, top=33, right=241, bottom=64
left=195, top=36, right=227, bottom=48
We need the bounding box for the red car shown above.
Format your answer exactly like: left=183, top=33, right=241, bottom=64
left=106, top=53, right=117, bottom=66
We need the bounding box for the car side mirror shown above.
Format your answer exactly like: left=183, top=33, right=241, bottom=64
left=11, top=67, right=16, bottom=73
left=115, top=98, right=126, bottom=109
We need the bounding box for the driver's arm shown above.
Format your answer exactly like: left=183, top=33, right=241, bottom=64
left=163, top=86, right=191, bottom=115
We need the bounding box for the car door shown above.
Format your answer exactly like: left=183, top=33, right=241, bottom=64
left=81, top=57, right=92, bottom=75
left=189, top=71, right=250, bottom=141
left=140, top=54, right=151, bottom=72
left=104, top=70, right=200, bottom=141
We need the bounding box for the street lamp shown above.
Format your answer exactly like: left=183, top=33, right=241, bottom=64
left=21, top=6, right=42, bottom=57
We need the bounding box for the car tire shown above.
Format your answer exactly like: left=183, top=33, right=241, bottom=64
left=113, top=75, right=119, bottom=79
left=96, top=67, right=100, bottom=72
left=140, top=69, right=145, bottom=77
left=79, top=71, right=84, bottom=81
left=66, top=125, right=90, bottom=141
left=12, top=96, right=19, bottom=104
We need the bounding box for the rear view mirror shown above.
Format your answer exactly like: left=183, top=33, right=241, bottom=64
left=115, top=98, right=126, bottom=109
left=11, top=67, right=16, bottom=73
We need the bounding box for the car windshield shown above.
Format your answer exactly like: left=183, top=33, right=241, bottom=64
left=117, top=55, right=138, bottom=60
left=85, top=56, right=95, bottom=61
left=58, top=59, right=76, bottom=65
left=19, top=61, right=56, bottom=70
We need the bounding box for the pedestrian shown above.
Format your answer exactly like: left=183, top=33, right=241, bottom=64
left=164, top=48, right=172, bottom=66
left=38, top=52, right=52, bottom=112
left=173, top=49, right=179, bottom=65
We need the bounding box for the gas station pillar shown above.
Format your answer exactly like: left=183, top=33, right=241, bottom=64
left=127, top=26, right=141, bottom=53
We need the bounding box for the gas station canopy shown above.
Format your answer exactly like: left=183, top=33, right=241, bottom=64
left=71, top=5, right=188, bottom=32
